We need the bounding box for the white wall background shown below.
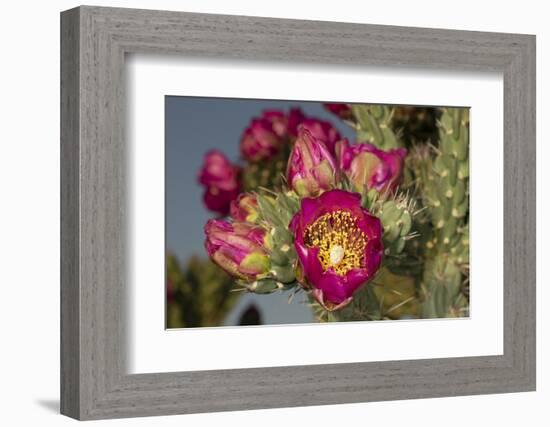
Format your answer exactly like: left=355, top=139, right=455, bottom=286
left=0, top=0, right=546, bottom=425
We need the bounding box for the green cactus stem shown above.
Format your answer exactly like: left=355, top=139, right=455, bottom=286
left=417, top=107, right=470, bottom=317
left=316, top=282, right=382, bottom=322
left=377, top=196, right=416, bottom=257
left=244, top=190, right=301, bottom=291
left=372, top=268, right=420, bottom=319
left=242, top=148, right=289, bottom=192
left=351, top=104, right=402, bottom=149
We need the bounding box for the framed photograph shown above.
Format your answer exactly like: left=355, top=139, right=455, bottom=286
left=60, top=6, right=536, bottom=420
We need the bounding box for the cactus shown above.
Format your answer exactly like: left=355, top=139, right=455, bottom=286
left=342, top=105, right=470, bottom=321
left=347, top=104, right=439, bottom=149
left=242, top=149, right=289, bottom=192
left=372, top=268, right=419, bottom=319
left=194, top=102, right=471, bottom=326
left=243, top=190, right=301, bottom=291
left=328, top=197, right=421, bottom=323
left=351, top=104, right=402, bottom=149
left=329, top=282, right=383, bottom=321
left=377, top=197, right=416, bottom=257
left=421, top=254, right=467, bottom=318
left=322, top=268, right=420, bottom=322
left=413, top=107, right=470, bottom=317
left=317, top=106, right=422, bottom=323
left=391, top=106, right=440, bottom=146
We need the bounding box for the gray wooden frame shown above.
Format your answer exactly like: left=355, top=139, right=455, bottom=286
left=60, top=5, right=536, bottom=420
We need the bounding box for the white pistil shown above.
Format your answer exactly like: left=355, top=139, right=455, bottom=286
left=329, top=245, right=345, bottom=266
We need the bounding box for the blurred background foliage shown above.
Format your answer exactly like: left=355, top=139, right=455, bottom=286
left=166, top=254, right=240, bottom=328
left=392, top=106, right=440, bottom=147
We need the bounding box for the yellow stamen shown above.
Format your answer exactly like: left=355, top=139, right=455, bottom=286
left=304, top=210, right=367, bottom=276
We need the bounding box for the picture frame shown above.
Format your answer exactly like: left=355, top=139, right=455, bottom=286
left=60, top=5, right=536, bottom=420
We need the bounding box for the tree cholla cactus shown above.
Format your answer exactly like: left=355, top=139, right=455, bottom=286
left=242, top=149, right=289, bottom=191
left=351, top=105, right=470, bottom=319
left=414, top=108, right=470, bottom=317
left=193, top=102, right=470, bottom=325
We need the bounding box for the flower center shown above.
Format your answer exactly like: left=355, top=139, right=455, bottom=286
left=304, top=210, right=367, bottom=276
left=329, top=245, right=345, bottom=265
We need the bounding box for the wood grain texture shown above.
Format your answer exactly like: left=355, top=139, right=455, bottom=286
left=60, top=7, right=81, bottom=419
left=60, top=5, right=536, bottom=420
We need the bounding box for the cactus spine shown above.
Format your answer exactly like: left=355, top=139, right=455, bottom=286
left=246, top=190, right=300, bottom=293
left=332, top=105, right=470, bottom=322
left=242, top=148, right=289, bottom=192
left=351, top=105, right=402, bottom=149
left=327, top=106, right=423, bottom=323
left=415, top=107, right=470, bottom=317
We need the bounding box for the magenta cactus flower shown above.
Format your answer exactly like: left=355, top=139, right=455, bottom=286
left=198, top=150, right=241, bottom=215
left=335, top=139, right=407, bottom=194
left=324, top=103, right=353, bottom=121
left=290, top=189, right=383, bottom=311
left=261, top=110, right=289, bottom=138
left=286, top=127, right=338, bottom=198
left=230, top=193, right=259, bottom=223
left=240, top=118, right=283, bottom=162
left=300, top=118, right=341, bottom=154
left=239, top=107, right=340, bottom=161
left=204, top=219, right=270, bottom=281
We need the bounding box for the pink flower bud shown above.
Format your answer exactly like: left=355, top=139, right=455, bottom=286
left=198, top=150, right=241, bottom=215
left=261, top=110, right=288, bottom=138
left=204, top=220, right=270, bottom=281
left=300, top=118, right=341, bottom=154
left=287, top=127, right=338, bottom=198
left=230, top=193, right=259, bottom=223
left=240, top=118, right=282, bottom=162
left=336, top=139, right=407, bottom=194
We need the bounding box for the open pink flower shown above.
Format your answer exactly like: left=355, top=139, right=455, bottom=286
left=286, top=127, right=338, bottom=198
left=198, top=150, right=241, bottom=215
left=335, top=139, right=407, bottom=194
left=290, top=189, right=383, bottom=311
left=204, top=219, right=270, bottom=281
